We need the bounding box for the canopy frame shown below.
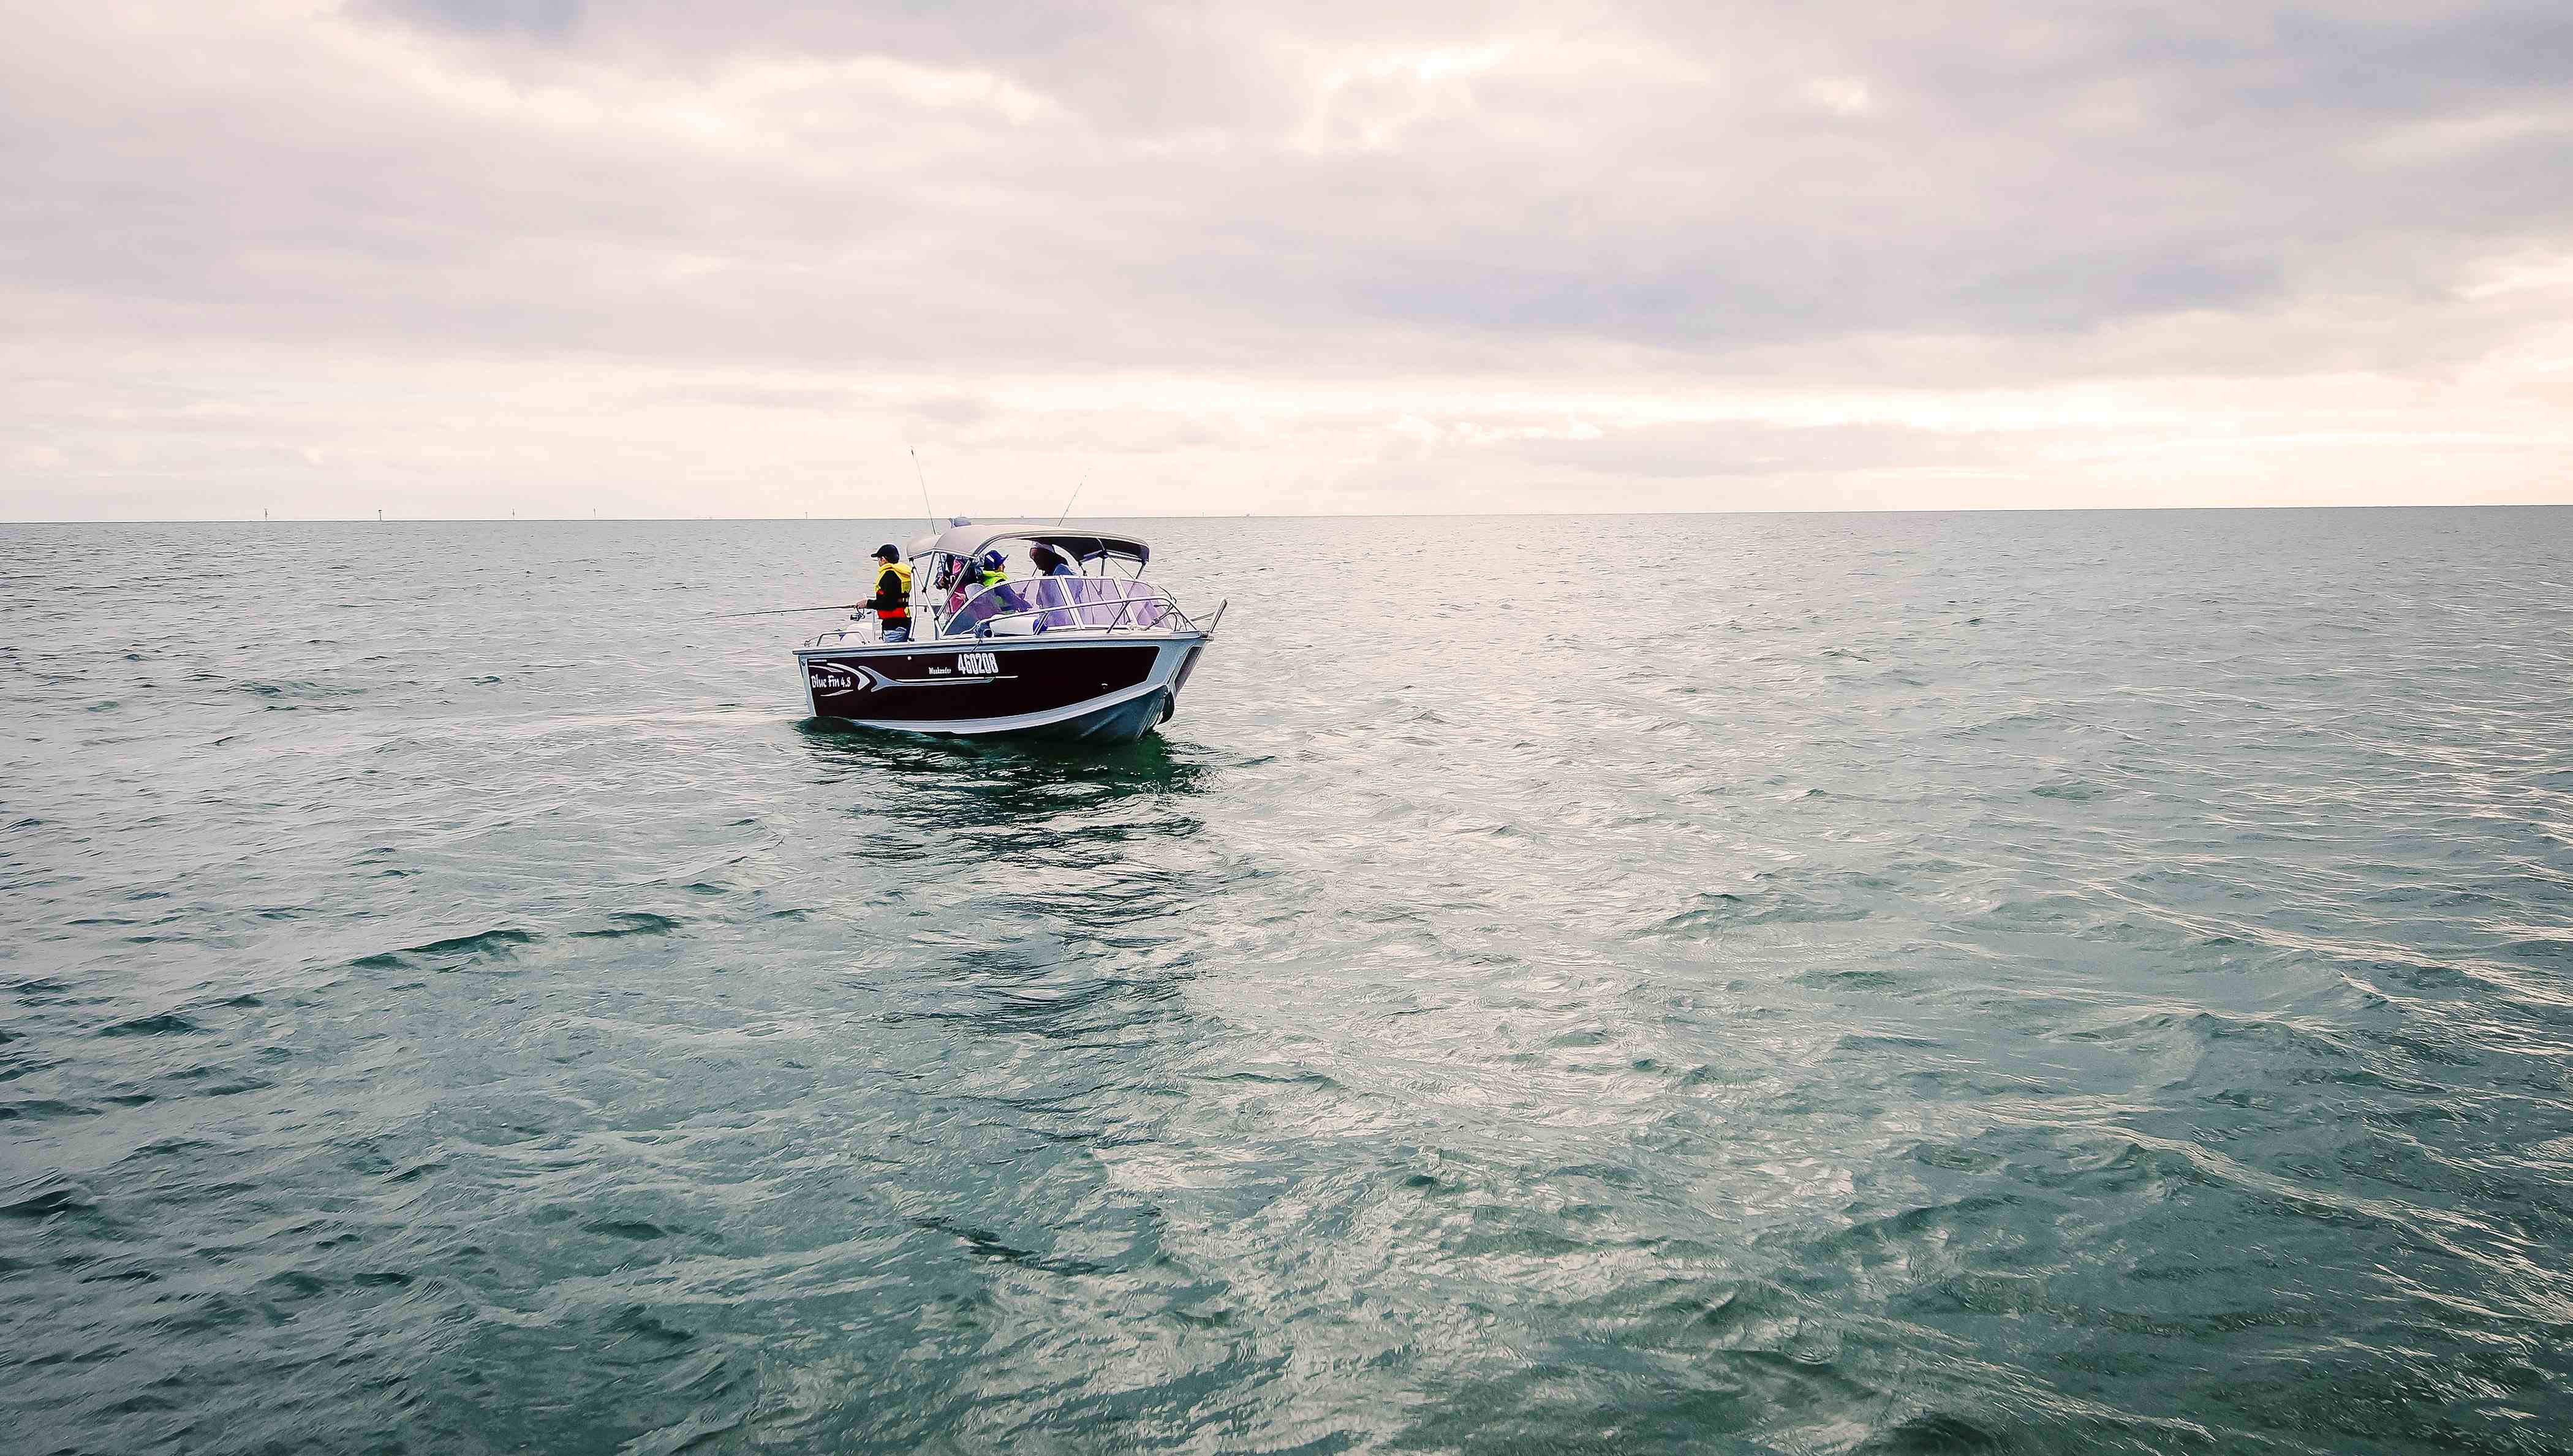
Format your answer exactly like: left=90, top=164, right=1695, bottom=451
left=912, top=521, right=1150, bottom=573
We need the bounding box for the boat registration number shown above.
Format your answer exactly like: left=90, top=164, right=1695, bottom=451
left=956, top=652, right=1000, bottom=676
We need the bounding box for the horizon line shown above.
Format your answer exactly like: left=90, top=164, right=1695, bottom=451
left=7, top=500, right=2571, bottom=526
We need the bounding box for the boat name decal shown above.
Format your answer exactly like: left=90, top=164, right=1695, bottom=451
left=807, top=663, right=865, bottom=693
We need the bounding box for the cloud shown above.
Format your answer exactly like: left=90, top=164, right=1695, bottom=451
left=369, top=0, right=581, bottom=39
left=0, top=0, right=2567, bottom=516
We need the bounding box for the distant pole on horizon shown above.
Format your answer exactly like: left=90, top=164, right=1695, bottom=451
left=377, top=509, right=383, bottom=522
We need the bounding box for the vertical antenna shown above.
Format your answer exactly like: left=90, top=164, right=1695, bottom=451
left=910, top=450, right=937, bottom=534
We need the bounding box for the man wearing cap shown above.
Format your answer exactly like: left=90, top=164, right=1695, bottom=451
left=867, top=545, right=913, bottom=642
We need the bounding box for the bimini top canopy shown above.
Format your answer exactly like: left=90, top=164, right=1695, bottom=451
left=917, top=521, right=1149, bottom=569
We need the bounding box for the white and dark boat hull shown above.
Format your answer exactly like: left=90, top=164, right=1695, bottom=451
left=795, top=634, right=1209, bottom=742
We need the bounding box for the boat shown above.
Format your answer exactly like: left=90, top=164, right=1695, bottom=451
left=793, top=521, right=1223, bottom=742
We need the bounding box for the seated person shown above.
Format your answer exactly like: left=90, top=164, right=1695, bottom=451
left=935, top=555, right=973, bottom=619
left=948, top=550, right=1029, bottom=634
left=1027, top=545, right=1079, bottom=629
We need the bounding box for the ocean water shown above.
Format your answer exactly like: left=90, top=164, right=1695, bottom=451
left=5, top=508, right=2572, bottom=1455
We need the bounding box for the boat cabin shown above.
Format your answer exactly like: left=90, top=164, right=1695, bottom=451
left=866, top=521, right=1181, bottom=643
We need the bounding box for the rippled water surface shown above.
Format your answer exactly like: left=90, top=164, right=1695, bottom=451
left=7, top=510, right=2573, bottom=1454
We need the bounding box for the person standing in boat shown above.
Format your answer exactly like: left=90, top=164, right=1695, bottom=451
left=867, top=544, right=913, bottom=643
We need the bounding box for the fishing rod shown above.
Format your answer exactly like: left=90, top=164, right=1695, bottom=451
left=711, top=603, right=858, bottom=620
left=911, top=449, right=937, bottom=534
left=1056, top=480, right=1084, bottom=525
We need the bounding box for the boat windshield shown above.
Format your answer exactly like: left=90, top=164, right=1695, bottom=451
left=943, top=576, right=1171, bottom=636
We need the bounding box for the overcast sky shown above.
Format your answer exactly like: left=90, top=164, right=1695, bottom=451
left=4, top=0, right=2569, bottom=519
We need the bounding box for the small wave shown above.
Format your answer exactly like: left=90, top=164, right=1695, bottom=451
left=1, top=1178, right=97, bottom=1222
left=909, top=1215, right=1112, bottom=1277
left=0, top=1098, right=99, bottom=1123
left=1862, top=1412, right=2009, bottom=1453
left=349, top=927, right=537, bottom=970
left=1646, top=886, right=1874, bottom=935
left=605, top=1306, right=695, bottom=1348
left=96, top=1012, right=202, bottom=1038
left=572, top=913, right=684, bottom=939
left=233, top=679, right=361, bottom=700
left=584, top=1219, right=669, bottom=1242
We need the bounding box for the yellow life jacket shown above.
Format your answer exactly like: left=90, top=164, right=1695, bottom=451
left=874, top=560, right=913, bottom=617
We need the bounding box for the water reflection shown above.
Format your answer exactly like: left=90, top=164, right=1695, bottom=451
left=795, top=720, right=1216, bottom=832
left=797, top=722, right=1225, bottom=1043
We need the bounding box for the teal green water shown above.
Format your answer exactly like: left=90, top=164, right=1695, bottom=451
left=5, top=510, right=2571, bottom=1454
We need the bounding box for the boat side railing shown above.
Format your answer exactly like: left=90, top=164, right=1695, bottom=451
left=803, top=615, right=881, bottom=649
left=937, top=576, right=1213, bottom=639
left=801, top=578, right=1222, bottom=647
